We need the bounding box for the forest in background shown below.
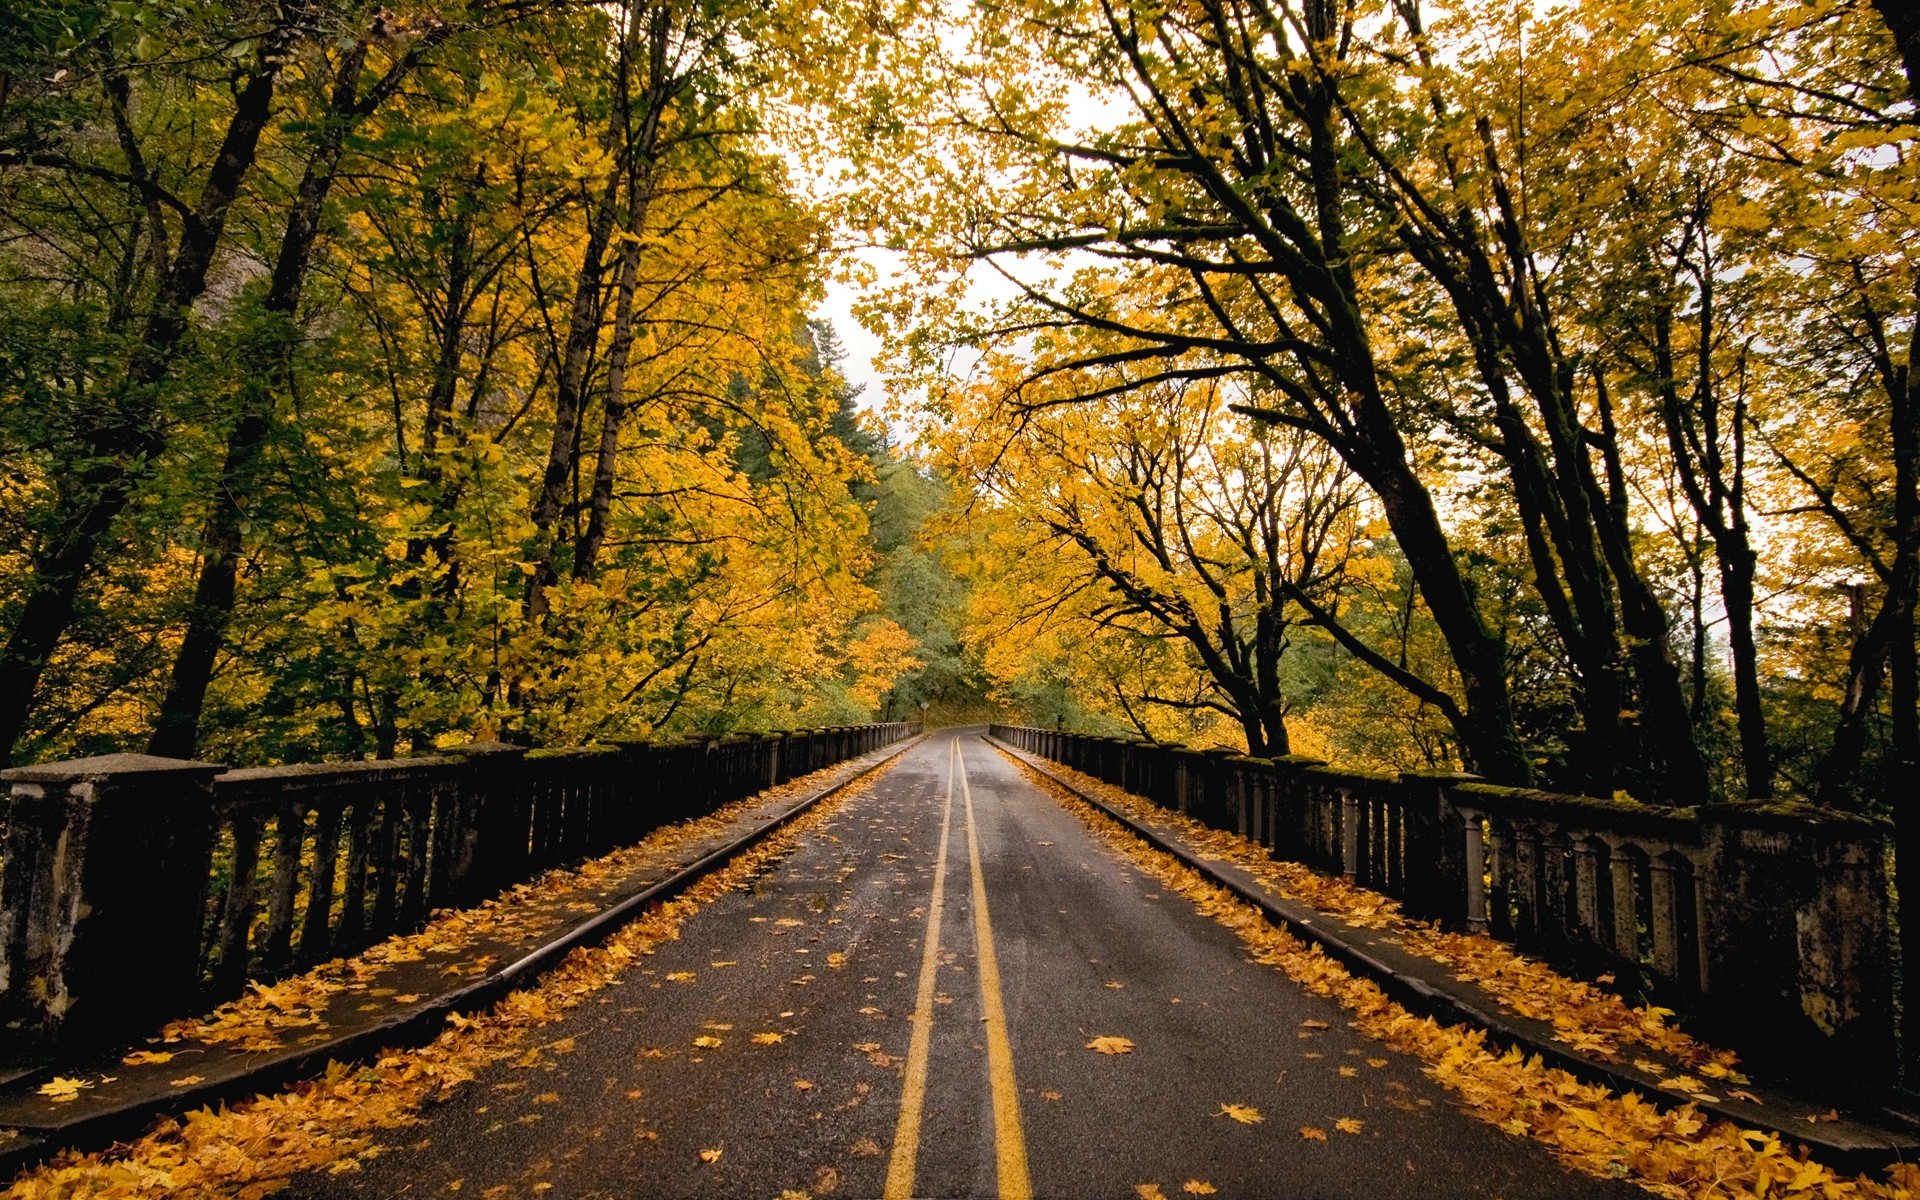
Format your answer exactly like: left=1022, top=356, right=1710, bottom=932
left=0, top=0, right=980, bottom=767
left=844, top=0, right=1920, bottom=820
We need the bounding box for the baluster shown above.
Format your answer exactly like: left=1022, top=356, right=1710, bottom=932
left=215, top=808, right=266, bottom=988
left=1340, top=787, right=1360, bottom=879
left=1648, top=848, right=1683, bottom=981
left=1544, top=833, right=1577, bottom=947
left=400, top=784, right=433, bottom=922
left=1461, top=809, right=1488, bottom=931
left=300, top=804, right=343, bottom=961
left=261, top=800, right=305, bottom=968
left=372, top=789, right=400, bottom=931
left=1487, top=820, right=1514, bottom=938
left=1610, top=842, right=1647, bottom=964
left=1571, top=836, right=1604, bottom=947
left=1511, top=824, right=1543, bottom=941
left=1384, top=799, right=1405, bottom=897
left=340, top=801, right=371, bottom=941
left=427, top=779, right=459, bottom=910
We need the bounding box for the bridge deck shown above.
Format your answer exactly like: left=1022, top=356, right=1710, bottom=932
left=296, top=729, right=1631, bottom=1199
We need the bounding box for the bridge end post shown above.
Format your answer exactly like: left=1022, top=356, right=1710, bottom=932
left=0, top=754, right=225, bottom=1059
left=1397, top=771, right=1480, bottom=925
left=447, top=741, right=530, bottom=904
left=1699, top=805, right=1896, bottom=1091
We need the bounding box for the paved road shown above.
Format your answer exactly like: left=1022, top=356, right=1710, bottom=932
left=296, top=729, right=1630, bottom=1199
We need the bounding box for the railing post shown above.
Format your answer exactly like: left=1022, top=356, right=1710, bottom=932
left=0, top=754, right=225, bottom=1056
left=1397, top=771, right=1479, bottom=925
left=1699, top=804, right=1895, bottom=1089
left=447, top=741, right=529, bottom=904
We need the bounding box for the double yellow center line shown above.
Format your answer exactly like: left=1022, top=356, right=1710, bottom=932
left=885, top=737, right=1032, bottom=1200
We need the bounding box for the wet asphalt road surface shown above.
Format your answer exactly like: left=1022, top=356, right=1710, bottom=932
left=292, top=729, right=1633, bottom=1199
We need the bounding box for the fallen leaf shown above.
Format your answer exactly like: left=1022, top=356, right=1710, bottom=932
left=121, top=1051, right=174, bottom=1066
left=1040, top=1089, right=1062, bottom=1101
left=692, top=1036, right=723, bottom=1049
left=1136, top=1186, right=1168, bottom=1200
left=1182, top=1183, right=1217, bottom=1196
left=698, top=1148, right=722, bottom=1164
left=849, top=1137, right=882, bottom=1158
left=37, top=1077, right=93, bottom=1103
left=794, top=1080, right=814, bottom=1090
left=1727, top=1089, right=1763, bottom=1104
left=753, top=1032, right=785, bottom=1045
left=1086, top=1036, right=1135, bottom=1055
left=701, top=1023, right=734, bottom=1032
left=1335, top=1117, right=1365, bottom=1134
left=169, top=1075, right=205, bottom=1087
left=664, top=972, right=696, bottom=983
left=1217, top=1103, right=1263, bottom=1125
left=1299, top=1019, right=1329, bottom=1030
left=1366, top=1058, right=1387, bottom=1068
left=1338, top=1066, right=1358, bottom=1077
left=1298, top=1126, right=1327, bottom=1141
left=710, top=961, right=738, bottom=968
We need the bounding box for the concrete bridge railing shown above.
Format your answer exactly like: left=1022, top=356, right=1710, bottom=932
left=990, top=724, right=1892, bottom=1095
left=0, top=724, right=912, bottom=1062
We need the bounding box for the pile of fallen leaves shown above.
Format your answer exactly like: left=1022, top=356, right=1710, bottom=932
left=1027, top=753, right=1732, bottom=1074
left=1007, top=753, right=1920, bottom=1200
left=3, top=767, right=895, bottom=1199
left=156, top=755, right=883, bottom=1055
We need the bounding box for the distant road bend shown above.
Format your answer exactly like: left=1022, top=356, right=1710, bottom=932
left=298, top=728, right=1632, bottom=1199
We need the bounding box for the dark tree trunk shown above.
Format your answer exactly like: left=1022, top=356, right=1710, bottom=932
left=148, top=42, right=376, bottom=759
left=0, top=20, right=298, bottom=763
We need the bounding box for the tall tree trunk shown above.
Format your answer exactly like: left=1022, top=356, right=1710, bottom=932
left=573, top=235, right=641, bottom=581
left=0, top=17, right=299, bottom=762
left=147, top=26, right=449, bottom=759
left=148, top=42, right=374, bottom=759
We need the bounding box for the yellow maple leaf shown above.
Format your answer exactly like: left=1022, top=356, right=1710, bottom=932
left=826, top=952, right=847, bottom=969
left=121, top=1050, right=174, bottom=1066
left=1135, top=1186, right=1168, bottom=1200
left=1086, top=1035, right=1134, bottom=1055
left=1298, top=1126, right=1327, bottom=1141
left=1337, top=1066, right=1357, bottom=1077
left=37, top=1077, right=92, bottom=1102
left=1334, top=1117, right=1365, bottom=1134
left=698, top=1148, right=722, bottom=1164
left=753, top=1032, right=784, bottom=1045
left=169, top=1075, right=205, bottom=1087
left=664, top=972, right=695, bottom=983
left=692, top=1036, right=723, bottom=1049
left=793, top=1079, right=814, bottom=1090
left=1217, top=1103, right=1263, bottom=1125
left=1182, top=1183, right=1217, bottom=1196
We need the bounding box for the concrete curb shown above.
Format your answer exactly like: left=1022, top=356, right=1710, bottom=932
left=0, top=734, right=926, bottom=1175
left=988, top=736, right=1918, bottom=1175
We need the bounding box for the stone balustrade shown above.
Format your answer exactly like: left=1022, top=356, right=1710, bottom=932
left=0, top=724, right=912, bottom=1061
left=989, top=724, right=1894, bottom=1093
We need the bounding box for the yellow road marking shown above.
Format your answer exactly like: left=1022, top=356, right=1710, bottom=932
left=884, top=737, right=958, bottom=1200
left=958, top=740, right=1034, bottom=1200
